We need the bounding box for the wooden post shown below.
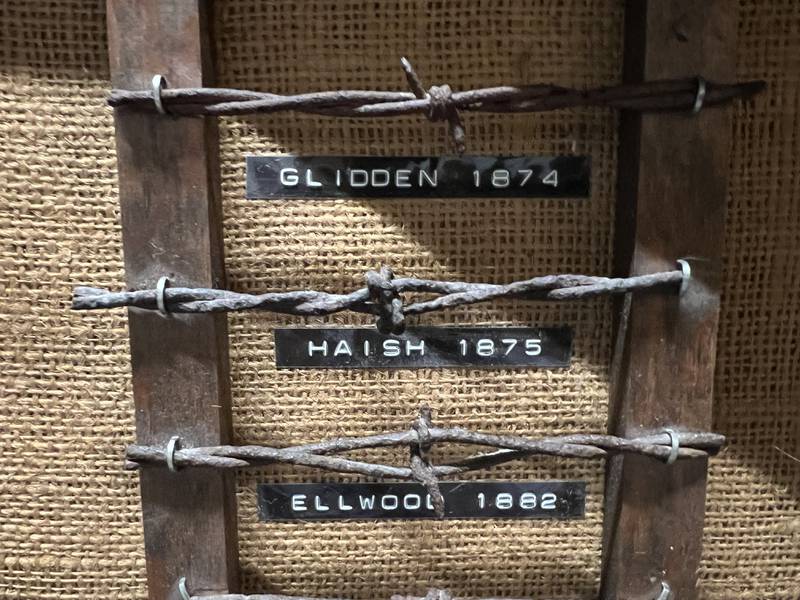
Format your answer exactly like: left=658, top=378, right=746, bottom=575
left=106, top=1, right=239, bottom=598
left=601, top=2, right=736, bottom=599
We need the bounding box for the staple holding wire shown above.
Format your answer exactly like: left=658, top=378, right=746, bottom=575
left=692, top=76, right=707, bottom=114
left=156, top=276, right=170, bottom=316
left=165, top=435, right=181, bottom=473
left=177, top=577, right=191, bottom=600
left=151, top=74, right=169, bottom=116
left=663, top=429, right=680, bottom=465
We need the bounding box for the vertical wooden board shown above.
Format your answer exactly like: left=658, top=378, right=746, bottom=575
left=106, top=1, right=239, bottom=598
left=602, top=2, right=736, bottom=599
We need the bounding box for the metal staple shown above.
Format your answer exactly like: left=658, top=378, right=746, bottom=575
left=126, top=406, right=725, bottom=518
left=73, top=267, right=684, bottom=334
left=107, top=58, right=765, bottom=152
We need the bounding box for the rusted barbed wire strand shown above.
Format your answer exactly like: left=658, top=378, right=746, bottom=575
left=73, top=267, right=684, bottom=334
left=187, top=590, right=570, bottom=600
left=108, top=58, right=765, bottom=152
left=185, top=585, right=672, bottom=600
left=186, top=590, right=574, bottom=600
left=184, top=584, right=672, bottom=600
left=126, top=406, right=725, bottom=497
left=181, top=577, right=672, bottom=600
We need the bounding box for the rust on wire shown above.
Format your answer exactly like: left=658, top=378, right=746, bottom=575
left=73, top=267, right=684, bottom=334
left=107, top=58, right=765, bottom=152
left=126, top=405, right=725, bottom=514
left=179, top=584, right=672, bottom=600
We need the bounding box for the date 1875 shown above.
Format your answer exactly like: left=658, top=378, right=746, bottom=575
left=274, top=327, right=573, bottom=369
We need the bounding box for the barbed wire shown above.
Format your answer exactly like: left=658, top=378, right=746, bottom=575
left=73, top=266, right=683, bottom=334
left=181, top=583, right=672, bottom=600
left=127, top=406, right=724, bottom=518
left=109, top=58, right=765, bottom=152
left=185, top=589, right=671, bottom=600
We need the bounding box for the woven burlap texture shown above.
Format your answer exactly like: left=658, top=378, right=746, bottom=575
left=0, top=1, right=798, bottom=599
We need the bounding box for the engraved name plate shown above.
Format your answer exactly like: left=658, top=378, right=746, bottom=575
left=246, top=155, right=590, bottom=199
left=274, top=326, right=573, bottom=369
left=258, top=481, right=586, bottom=521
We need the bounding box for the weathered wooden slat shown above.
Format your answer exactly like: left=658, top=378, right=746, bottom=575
left=105, top=1, right=239, bottom=598
left=601, top=2, right=737, bottom=599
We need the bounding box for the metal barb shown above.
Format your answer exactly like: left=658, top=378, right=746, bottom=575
left=400, top=57, right=427, bottom=99
left=410, top=405, right=445, bottom=517
left=399, top=58, right=465, bottom=153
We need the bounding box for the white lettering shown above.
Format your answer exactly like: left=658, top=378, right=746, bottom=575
left=363, top=340, right=371, bottom=355
left=333, top=340, right=352, bottom=357
left=314, top=496, right=330, bottom=511
left=280, top=168, right=299, bottom=186
left=305, top=169, right=322, bottom=187
left=359, top=495, right=376, bottom=510
left=371, top=169, right=391, bottom=187
left=383, top=339, right=401, bottom=357
left=403, top=494, right=421, bottom=510
left=395, top=169, right=412, bottom=187
left=291, top=494, right=307, bottom=512
left=426, top=494, right=433, bottom=509
left=541, top=493, right=557, bottom=510
left=336, top=169, right=342, bottom=187
left=381, top=494, right=399, bottom=510
left=338, top=496, right=353, bottom=511
left=350, top=169, right=369, bottom=187
left=419, top=169, right=438, bottom=187
left=405, top=340, right=425, bottom=356
left=496, top=493, right=513, bottom=509
left=308, top=340, right=328, bottom=356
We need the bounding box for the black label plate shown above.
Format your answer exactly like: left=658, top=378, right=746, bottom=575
left=274, top=326, right=572, bottom=369
left=246, top=155, right=589, bottom=199
left=258, top=481, right=585, bottom=521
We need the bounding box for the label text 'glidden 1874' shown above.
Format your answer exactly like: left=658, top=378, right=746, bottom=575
left=246, top=156, right=590, bottom=199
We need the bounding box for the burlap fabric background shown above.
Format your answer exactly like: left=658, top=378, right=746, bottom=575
left=0, top=1, right=797, bottom=599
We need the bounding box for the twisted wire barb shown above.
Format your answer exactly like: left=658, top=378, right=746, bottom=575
left=73, top=267, right=684, bottom=334
left=108, top=58, right=765, bottom=152
left=127, top=406, right=725, bottom=516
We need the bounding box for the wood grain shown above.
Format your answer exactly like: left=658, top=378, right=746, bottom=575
left=600, top=2, right=737, bottom=598
left=105, top=1, right=239, bottom=598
